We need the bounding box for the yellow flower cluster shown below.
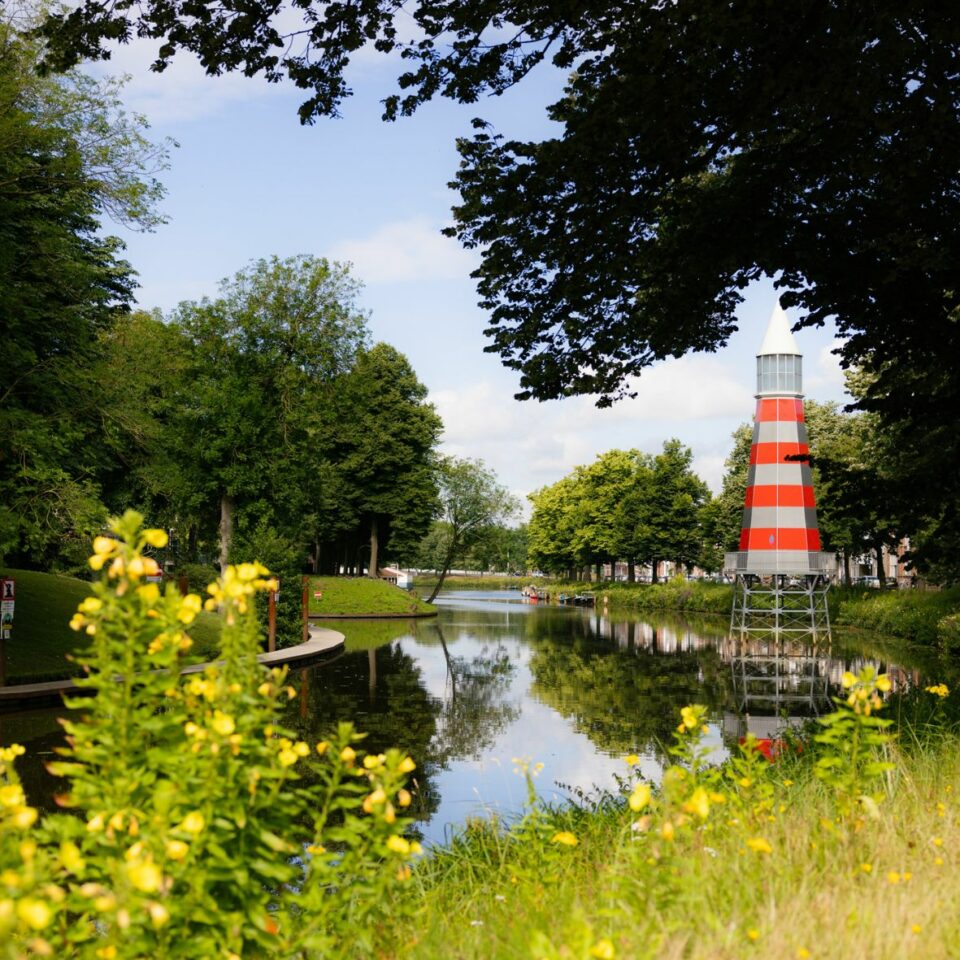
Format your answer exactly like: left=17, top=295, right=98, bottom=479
left=840, top=669, right=890, bottom=715
left=204, top=563, right=278, bottom=615
left=925, top=683, right=950, bottom=698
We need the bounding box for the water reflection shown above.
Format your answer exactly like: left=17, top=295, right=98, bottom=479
left=3, top=591, right=954, bottom=843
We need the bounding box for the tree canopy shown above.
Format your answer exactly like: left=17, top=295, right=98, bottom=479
left=0, top=17, right=170, bottom=568
left=39, top=2, right=960, bottom=560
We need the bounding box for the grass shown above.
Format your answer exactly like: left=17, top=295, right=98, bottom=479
left=0, top=567, right=222, bottom=683
left=0, top=568, right=93, bottom=682
left=386, top=692, right=960, bottom=959
left=308, top=576, right=436, bottom=618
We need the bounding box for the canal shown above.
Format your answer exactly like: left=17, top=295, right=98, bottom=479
left=2, top=589, right=951, bottom=844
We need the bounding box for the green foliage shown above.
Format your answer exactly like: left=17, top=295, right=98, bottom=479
left=835, top=587, right=960, bottom=647
left=423, top=458, right=519, bottom=602
left=0, top=514, right=421, bottom=957
left=814, top=667, right=895, bottom=819
left=527, top=441, right=716, bottom=578
left=0, top=16, right=171, bottom=569
left=308, top=576, right=435, bottom=617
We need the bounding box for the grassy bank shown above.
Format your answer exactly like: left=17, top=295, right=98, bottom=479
left=388, top=688, right=960, bottom=959
left=0, top=568, right=222, bottom=683
left=422, top=575, right=960, bottom=648
left=308, top=576, right=436, bottom=617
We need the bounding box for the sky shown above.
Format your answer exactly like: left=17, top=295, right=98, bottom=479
left=95, top=34, right=851, bottom=510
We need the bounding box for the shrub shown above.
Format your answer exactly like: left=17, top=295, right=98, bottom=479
left=0, top=512, right=420, bottom=958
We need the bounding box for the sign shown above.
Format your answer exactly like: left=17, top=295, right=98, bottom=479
left=313, top=591, right=323, bottom=599
left=145, top=573, right=163, bottom=584
left=1, top=578, right=14, bottom=601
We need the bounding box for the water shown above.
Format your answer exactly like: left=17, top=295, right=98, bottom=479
left=2, top=590, right=952, bottom=844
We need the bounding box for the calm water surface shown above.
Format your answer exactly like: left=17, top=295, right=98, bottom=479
left=2, top=589, right=951, bottom=845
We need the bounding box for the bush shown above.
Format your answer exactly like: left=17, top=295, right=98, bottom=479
left=0, top=512, right=420, bottom=958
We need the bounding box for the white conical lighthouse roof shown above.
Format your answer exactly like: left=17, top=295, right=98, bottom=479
left=758, top=301, right=801, bottom=356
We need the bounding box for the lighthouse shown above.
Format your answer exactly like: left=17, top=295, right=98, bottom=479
left=724, top=302, right=835, bottom=641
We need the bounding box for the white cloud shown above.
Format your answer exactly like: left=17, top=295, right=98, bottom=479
left=91, top=38, right=286, bottom=124
left=431, top=354, right=753, bottom=502
left=571, top=354, right=753, bottom=425
left=806, top=337, right=848, bottom=396
left=327, top=218, right=478, bottom=284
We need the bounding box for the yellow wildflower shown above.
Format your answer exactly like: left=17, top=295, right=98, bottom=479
left=0, top=784, right=24, bottom=808
left=747, top=929, right=760, bottom=942
left=16, top=899, right=52, bottom=930
left=143, top=529, right=168, bottom=548
left=59, top=842, right=85, bottom=875
left=629, top=783, right=652, bottom=812
left=398, top=756, right=416, bottom=774
left=550, top=831, right=579, bottom=847
left=92, top=536, right=117, bottom=556
left=179, top=812, right=205, bottom=834
left=911, top=924, right=922, bottom=935
left=147, top=902, right=170, bottom=928
left=887, top=871, right=900, bottom=885
left=925, top=683, right=950, bottom=698
left=340, top=746, right=357, bottom=764
left=165, top=840, right=189, bottom=861
left=589, top=938, right=616, bottom=959
left=746, top=837, right=773, bottom=855
left=397, top=789, right=412, bottom=807
left=387, top=835, right=411, bottom=855
left=211, top=712, right=236, bottom=737
left=684, top=787, right=710, bottom=820
left=624, top=754, right=640, bottom=766
left=126, top=861, right=162, bottom=894
left=363, top=789, right=387, bottom=813
left=661, top=821, right=675, bottom=841
left=876, top=674, right=892, bottom=692
left=177, top=594, right=202, bottom=624
left=680, top=706, right=699, bottom=730
left=316, top=741, right=328, bottom=755
left=860, top=862, right=873, bottom=873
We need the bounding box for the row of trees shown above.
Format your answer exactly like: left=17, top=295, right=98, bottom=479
left=527, top=441, right=716, bottom=581
left=537, top=389, right=946, bottom=588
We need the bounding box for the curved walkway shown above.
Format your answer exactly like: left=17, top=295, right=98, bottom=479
left=0, top=625, right=345, bottom=706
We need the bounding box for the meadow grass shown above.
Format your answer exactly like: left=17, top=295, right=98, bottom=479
left=308, top=576, right=436, bottom=617
left=388, top=690, right=960, bottom=959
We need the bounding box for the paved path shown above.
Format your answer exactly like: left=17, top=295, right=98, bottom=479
left=0, top=625, right=345, bottom=706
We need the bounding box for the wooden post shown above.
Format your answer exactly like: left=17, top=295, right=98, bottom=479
left=0, top=632, right=6, bottom=688
left=301, top=576, right=309, bottom=644
left=268, top=588, right=277, bottom=653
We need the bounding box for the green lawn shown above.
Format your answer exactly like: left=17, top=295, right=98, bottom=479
left=0, top=568, right=93, bottom=682
left=0, top=568, right=223, bottom=683
left=308, top=576, right=436, bottom=617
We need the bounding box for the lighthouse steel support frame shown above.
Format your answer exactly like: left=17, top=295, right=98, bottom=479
left=730, top=573, right=831, bottom=645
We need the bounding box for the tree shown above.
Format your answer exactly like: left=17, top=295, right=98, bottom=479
left=0, top=17, right=169, bottom=569
left=324, top=342, right=442, bottom=577
left=425, top=458, right=518, bottom=602
left=168, top=255, right=369, bottom=572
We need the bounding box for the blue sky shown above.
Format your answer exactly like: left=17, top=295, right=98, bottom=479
left=102, top=38, right=849, bottom=508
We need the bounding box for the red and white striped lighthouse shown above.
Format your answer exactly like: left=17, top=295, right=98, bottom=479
left=726, top=302, right=833, bottom=578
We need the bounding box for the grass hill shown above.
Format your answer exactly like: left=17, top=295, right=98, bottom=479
left=307, top=577, right=436, bottom=618
left=0, top=568, right=222, bottom=684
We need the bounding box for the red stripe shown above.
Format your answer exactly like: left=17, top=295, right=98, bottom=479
left=755, top=399, right=805, bottom=423
left=742, top=529, right=821, bottom=551
left=745, top=485, right=816, bottom=508
left=749, top=442, right=809, bottom=465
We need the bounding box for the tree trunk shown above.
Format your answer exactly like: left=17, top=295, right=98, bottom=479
left=427, top=535, right=459, bottom=603
left=651, top=559, right=660, bottom=584
left=843, top=550, right=851, bottom=586
left=368, top=516, right=379, bottom=579
left=219, top=494, right=233, bottom=572
left=595, top=562, right=602, bottom=582
left=627, top=562, right=635, bottom=583
left=874, top=542, right=887, bottom=588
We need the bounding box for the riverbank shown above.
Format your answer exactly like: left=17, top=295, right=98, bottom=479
left=388, top=691, right=960, bottom=959
left=418, top=575, right=960, bottom=648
